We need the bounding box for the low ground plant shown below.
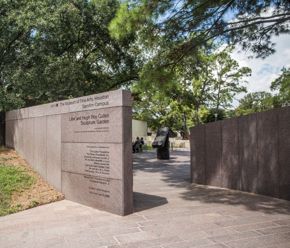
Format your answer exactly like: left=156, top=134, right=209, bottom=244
left=0, top=160, right=34, bottom=216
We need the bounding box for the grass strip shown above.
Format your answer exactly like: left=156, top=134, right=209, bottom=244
left=0, top=165, right=34, bottom=216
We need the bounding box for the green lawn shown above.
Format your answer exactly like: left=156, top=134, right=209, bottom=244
left=0, top=164, right=35, bottom=216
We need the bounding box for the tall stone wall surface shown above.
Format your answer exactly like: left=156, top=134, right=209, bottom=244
left=190, top=106, right=290, bottom=201
left=0, top=112, right=5, bottom=146
left=5, top=89, right=133, bottom=215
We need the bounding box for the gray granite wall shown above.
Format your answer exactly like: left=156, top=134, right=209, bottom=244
left=0, top=112, right=4, bottom=146
left=190, top=106, right=290, bottom=201
left=5, top=90, right=133, bottom=215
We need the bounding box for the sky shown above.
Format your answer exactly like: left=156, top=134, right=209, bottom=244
left=231, top=34, right=290, bottom=103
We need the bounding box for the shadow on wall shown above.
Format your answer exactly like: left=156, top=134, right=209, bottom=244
left=190, top=106, right=290, bottom=201
left=133, top=150, right=290, bottom=216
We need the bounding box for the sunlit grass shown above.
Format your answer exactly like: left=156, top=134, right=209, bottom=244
left=0, top=164, right=35, bottom=216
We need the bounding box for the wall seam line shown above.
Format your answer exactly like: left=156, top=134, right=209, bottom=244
left=277, top=111, right=280, bottom=198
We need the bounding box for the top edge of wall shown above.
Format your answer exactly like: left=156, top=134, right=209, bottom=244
left=6, top=89, right=132, bottom=120
left=189, top=105, right=290, bottom=132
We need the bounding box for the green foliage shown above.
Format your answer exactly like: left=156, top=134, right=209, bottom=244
left=206, top=48, right=251, bottom=110
left=111, top=0, right=290, bottom=71
left=0, top=87, right=24, bottom=111
left=132, top=82, right=194, bottom=131
left=0, top=165, right=35, bottom=216
left=235, top=69, right=290, bottom=117
left=1, top=0, right=287, bottom=129
left=271, top=67, right=290, bottom=107
left=109, top=2, right=147, bottom=40
left=201, top=108, right=226, bottom=123
left=112, top=0, right=287, bottom=128
left=235, top=91, right=274, bottom=116
left=176, top=47, right=250, bottom=124
left=132, top=47, right=250, bottom=130
left=0, top=0, right=138, bottom=111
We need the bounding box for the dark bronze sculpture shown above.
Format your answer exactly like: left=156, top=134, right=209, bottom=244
left=152, top=127, right=170, bottom=160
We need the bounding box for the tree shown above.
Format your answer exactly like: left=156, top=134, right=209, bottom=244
left=209, top=49, right=251, bottom=112
left=234, top=68, right=289, bottom=117
left=0, top=0, right=138, bottom=111
left=132, top=47, right=250, bottom=130
left=201, top=108, right=226, bottom=123
left=271, top=67, right=290, bottom=107
left=110, top=0, right=290, bottom=71
left=132, top=82, right=194, bottom=132
left=235, top=91, right=274, bottom=116
left=172, top=47, right=251, bottom=124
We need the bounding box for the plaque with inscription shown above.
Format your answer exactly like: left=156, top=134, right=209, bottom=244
left=62, top=172, right=124, bottom=214
left=61, top=108, right=125, bottom=143
left=6, top=89, right=133, bottom=215
left=62, top=143, right=124, bottom=180
left=60, top=90, right=133, bottom=215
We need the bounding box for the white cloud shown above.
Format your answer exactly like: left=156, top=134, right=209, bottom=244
left=231, top=34, right=290, bottom=103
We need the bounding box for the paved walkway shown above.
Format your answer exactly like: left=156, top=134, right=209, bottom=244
left=1, top=150, right=290, bottom=248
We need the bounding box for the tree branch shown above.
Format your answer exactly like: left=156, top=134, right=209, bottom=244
left=107, top=74, right=139, bottom=90
left=228, top=13, right=290, bottom=25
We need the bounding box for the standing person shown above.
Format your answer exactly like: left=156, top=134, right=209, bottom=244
left=133, top=137, right=141, bottom=153
left=140, top=137, right=145, bottom=152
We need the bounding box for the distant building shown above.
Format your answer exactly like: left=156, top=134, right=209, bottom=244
left=132, top=120, right=147, bottom=141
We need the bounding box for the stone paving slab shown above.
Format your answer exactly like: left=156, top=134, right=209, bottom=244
left=1, top=150, right=290, bottom=248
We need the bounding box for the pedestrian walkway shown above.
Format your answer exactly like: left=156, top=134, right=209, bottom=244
left=1, top=150, right=290, bottom=248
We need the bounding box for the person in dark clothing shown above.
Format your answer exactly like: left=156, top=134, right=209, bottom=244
left=132, top=137, right=141, bottom=153
left=140, top=137, right=145, bottom=152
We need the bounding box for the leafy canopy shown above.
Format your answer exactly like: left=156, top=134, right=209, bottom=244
left=235, top=91, right=274, bottom=116
left=271, top=67, right=290, bottom=106
left=110, top=0, right=290, bottom=69
left=0, top=0, right=138, bottom=111
left=132, top=47, right=251, bottom=131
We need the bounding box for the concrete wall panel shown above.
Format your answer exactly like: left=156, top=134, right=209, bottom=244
left=61, top=172, right=124, bottom=215
left=62, top=143, right=123, bottom=179
left=190, top=125, right=206, bottom=184
left=23, top=118, right=34, bottom=165
left=61, top=107, right=123, bottom=143
left=47, top=115, right=61, bottom=191
left=122, top=107, right=133, bottom=215
left=239, top=114, right=258, bottom=193
left=257, top=111, right=279, bottom=197
left=5, top=120, right=15, bottom=148
left=5, top=90, right=133, bottom=215
left=278, top=107, right=290, bottom=200
left=14, top=120, right=24, bottom=157
left=190, top=106, right=290, bottom=201
left=205, top=122, right=222, bottom=187
left=33, top=116, right=47, bottom=179
left=132, top=119, right=147, bottom=141
left=221, top=118, right=240, bottom=190
left=0, top=112, right=5, bottom=146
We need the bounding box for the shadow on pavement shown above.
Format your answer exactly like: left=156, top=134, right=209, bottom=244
left=133, top=149, right=191, bottom=187
left=181, top=184, right=290, bottom=215
left=134, top=192, right=168, bottom=212
left=133, top=150, right=290, bottom=216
